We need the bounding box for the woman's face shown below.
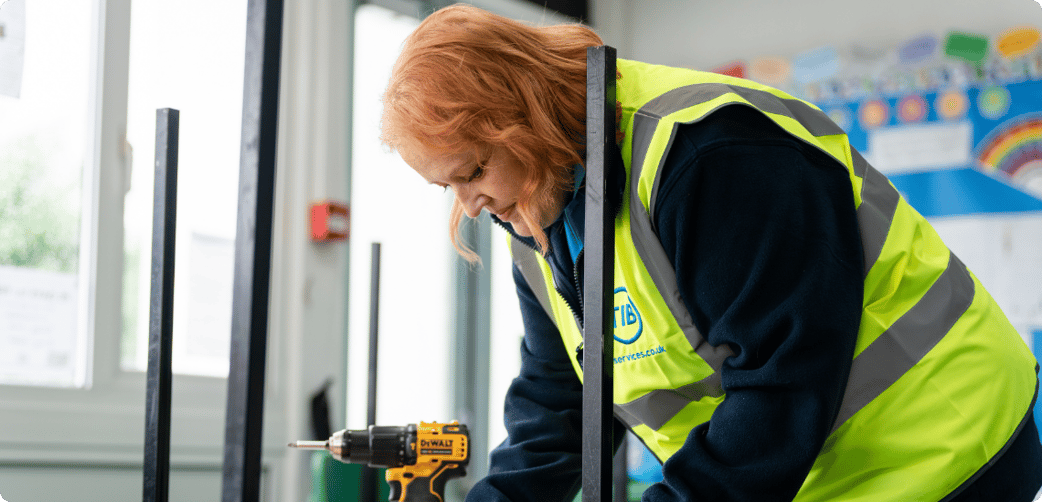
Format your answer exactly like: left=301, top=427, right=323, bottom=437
left=402, top=145, right=567, bottom=237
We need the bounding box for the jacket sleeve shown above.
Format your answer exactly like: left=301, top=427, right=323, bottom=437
left=466, top=261, right=624, bottom=501
left=640, top=106, right=865, bottom=501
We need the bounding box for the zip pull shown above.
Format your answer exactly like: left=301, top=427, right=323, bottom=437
left=575, top=343, right=584, bottom=372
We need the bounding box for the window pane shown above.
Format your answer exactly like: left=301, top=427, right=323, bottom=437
left=0, top=0, right=92, bottom=388
left=347, top=5, right=457, bottom=427
left=122, top=0, right=247, bottom=376
left=489, top=235, right=524, bottom=451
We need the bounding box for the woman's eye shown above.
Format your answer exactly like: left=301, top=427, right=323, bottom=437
left=467, top=164, right=486, bottom=182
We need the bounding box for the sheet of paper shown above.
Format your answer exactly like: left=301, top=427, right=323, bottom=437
left=0, top=265, right=81, bottom=387
left=866, top=121, right=972, bottom=174
left=0, top=0, right=26, bottom=98
left=933, top=215, right=1042, bottom=347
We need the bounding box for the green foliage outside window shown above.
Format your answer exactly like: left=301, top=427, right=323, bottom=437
left=0, top=136, right=80, bottom=273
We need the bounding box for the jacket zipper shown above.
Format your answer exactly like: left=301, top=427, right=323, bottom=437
left=573, top=249, right=586, bottom=370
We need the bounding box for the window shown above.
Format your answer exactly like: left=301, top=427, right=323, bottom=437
left=347, top=4, right=453, bottom=427
left=121, top=0, right=248, bottom=377
left=0, top=0, right=251, bottom=498
left=0, top=0, right=92, bottom=388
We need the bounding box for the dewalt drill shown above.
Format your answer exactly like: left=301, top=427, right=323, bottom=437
left=289, top=421, right=469, bottom=502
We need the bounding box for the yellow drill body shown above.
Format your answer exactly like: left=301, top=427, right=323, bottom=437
left=289, top=421, right=469, bottom=502
left=385, top=422, right=468, bottom=501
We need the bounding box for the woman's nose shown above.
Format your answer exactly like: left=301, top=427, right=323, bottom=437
left=457, top=185, right=489, bottom=218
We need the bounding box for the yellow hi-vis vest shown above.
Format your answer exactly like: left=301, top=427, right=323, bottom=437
left=509, top=59, right=1039, bottom=501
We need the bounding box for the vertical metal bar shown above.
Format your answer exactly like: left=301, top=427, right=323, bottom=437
left=143, top=108, right=179, bottom=502
left=220, top=0, right=284, bottom=498
left=583, top=45, right=617, bottom=501
left=361, top=242, right=381, bottom=502
left=340, top=0, right=358, bottom=443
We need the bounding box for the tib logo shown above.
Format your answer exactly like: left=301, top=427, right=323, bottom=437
left=613, top=287, right=643, bottom=344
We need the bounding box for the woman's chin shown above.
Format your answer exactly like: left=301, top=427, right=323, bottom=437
left=508, top=220, right=534, bottom=237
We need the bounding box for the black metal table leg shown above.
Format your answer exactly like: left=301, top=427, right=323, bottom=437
left=143, top=107, right=179, bottom=502
left=361, top=242, right=381, bottom=502
left=220, top=0, right=284, bottom=499
left=582, top=45, right=618, bottom=502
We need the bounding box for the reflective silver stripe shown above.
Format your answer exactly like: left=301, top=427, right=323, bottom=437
left=619, top=107, right=733, bottom=432
left=853, top=149, right=899, bottom=277
left=510, top=238, right=560, bottom=331
left=616, top=372, right=725, bottom=430
left=634, top=84, right=842, bottom=225
left=646, top=121, right=680, bottom=224
left=829, top=252, right=975, bottom=435
left=629, top=136, right=734, bottom=373
left=630, top=112, right=661, bottom=219
left=613, top=403, right=643, bottom=429
left=639, top=83, right=845, bottom=137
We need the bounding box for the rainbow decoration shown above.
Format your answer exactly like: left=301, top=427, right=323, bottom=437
left=977, top=115, right=1042, bottom=180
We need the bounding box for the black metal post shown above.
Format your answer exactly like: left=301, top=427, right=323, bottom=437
left=143, top=108, right=179, bottom=502
left=220, top=0, right=284, bottom=498
left=582, top=45, right=617, bottom=501
left=360, top=242, right=381, bottom=502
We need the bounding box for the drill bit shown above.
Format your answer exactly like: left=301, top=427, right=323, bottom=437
left=288, top=440, right=328, bottom=449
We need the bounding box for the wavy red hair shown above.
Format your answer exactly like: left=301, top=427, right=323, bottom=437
left=380, top=3, right=603, bottom=261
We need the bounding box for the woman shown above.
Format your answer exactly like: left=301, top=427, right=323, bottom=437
left=380, top=4, right=1042, bottom=501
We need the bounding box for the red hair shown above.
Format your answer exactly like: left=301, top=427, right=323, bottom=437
left=380, top=3, right=603, bottom=261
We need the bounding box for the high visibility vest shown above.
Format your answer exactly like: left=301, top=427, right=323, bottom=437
left=510, top=59, right=1038, bottom=501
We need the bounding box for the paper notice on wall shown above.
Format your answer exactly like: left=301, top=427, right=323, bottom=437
left=0, top=0, right=26, bottom=98
left=933, top=215, right=1042, bottom=346
left=0, top=265, right=81, bottom=387
left=866, top=121, right=973, bottom=175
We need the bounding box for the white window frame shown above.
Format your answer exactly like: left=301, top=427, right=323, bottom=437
left=0, top=1, right=290, bottom=498
left=0, top=0, right=234, bottom=466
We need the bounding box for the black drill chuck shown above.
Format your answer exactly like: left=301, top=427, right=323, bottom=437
left=328, top=424, right=418, bottom=468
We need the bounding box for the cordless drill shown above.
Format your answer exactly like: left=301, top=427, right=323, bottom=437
left=289, top=421, right=469, bottom=502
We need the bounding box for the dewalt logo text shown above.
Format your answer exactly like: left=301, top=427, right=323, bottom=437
left=421, top=439, right=452, bottom=448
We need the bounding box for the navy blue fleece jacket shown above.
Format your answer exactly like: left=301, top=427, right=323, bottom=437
left=465, top=105, right=1042, bottom=501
